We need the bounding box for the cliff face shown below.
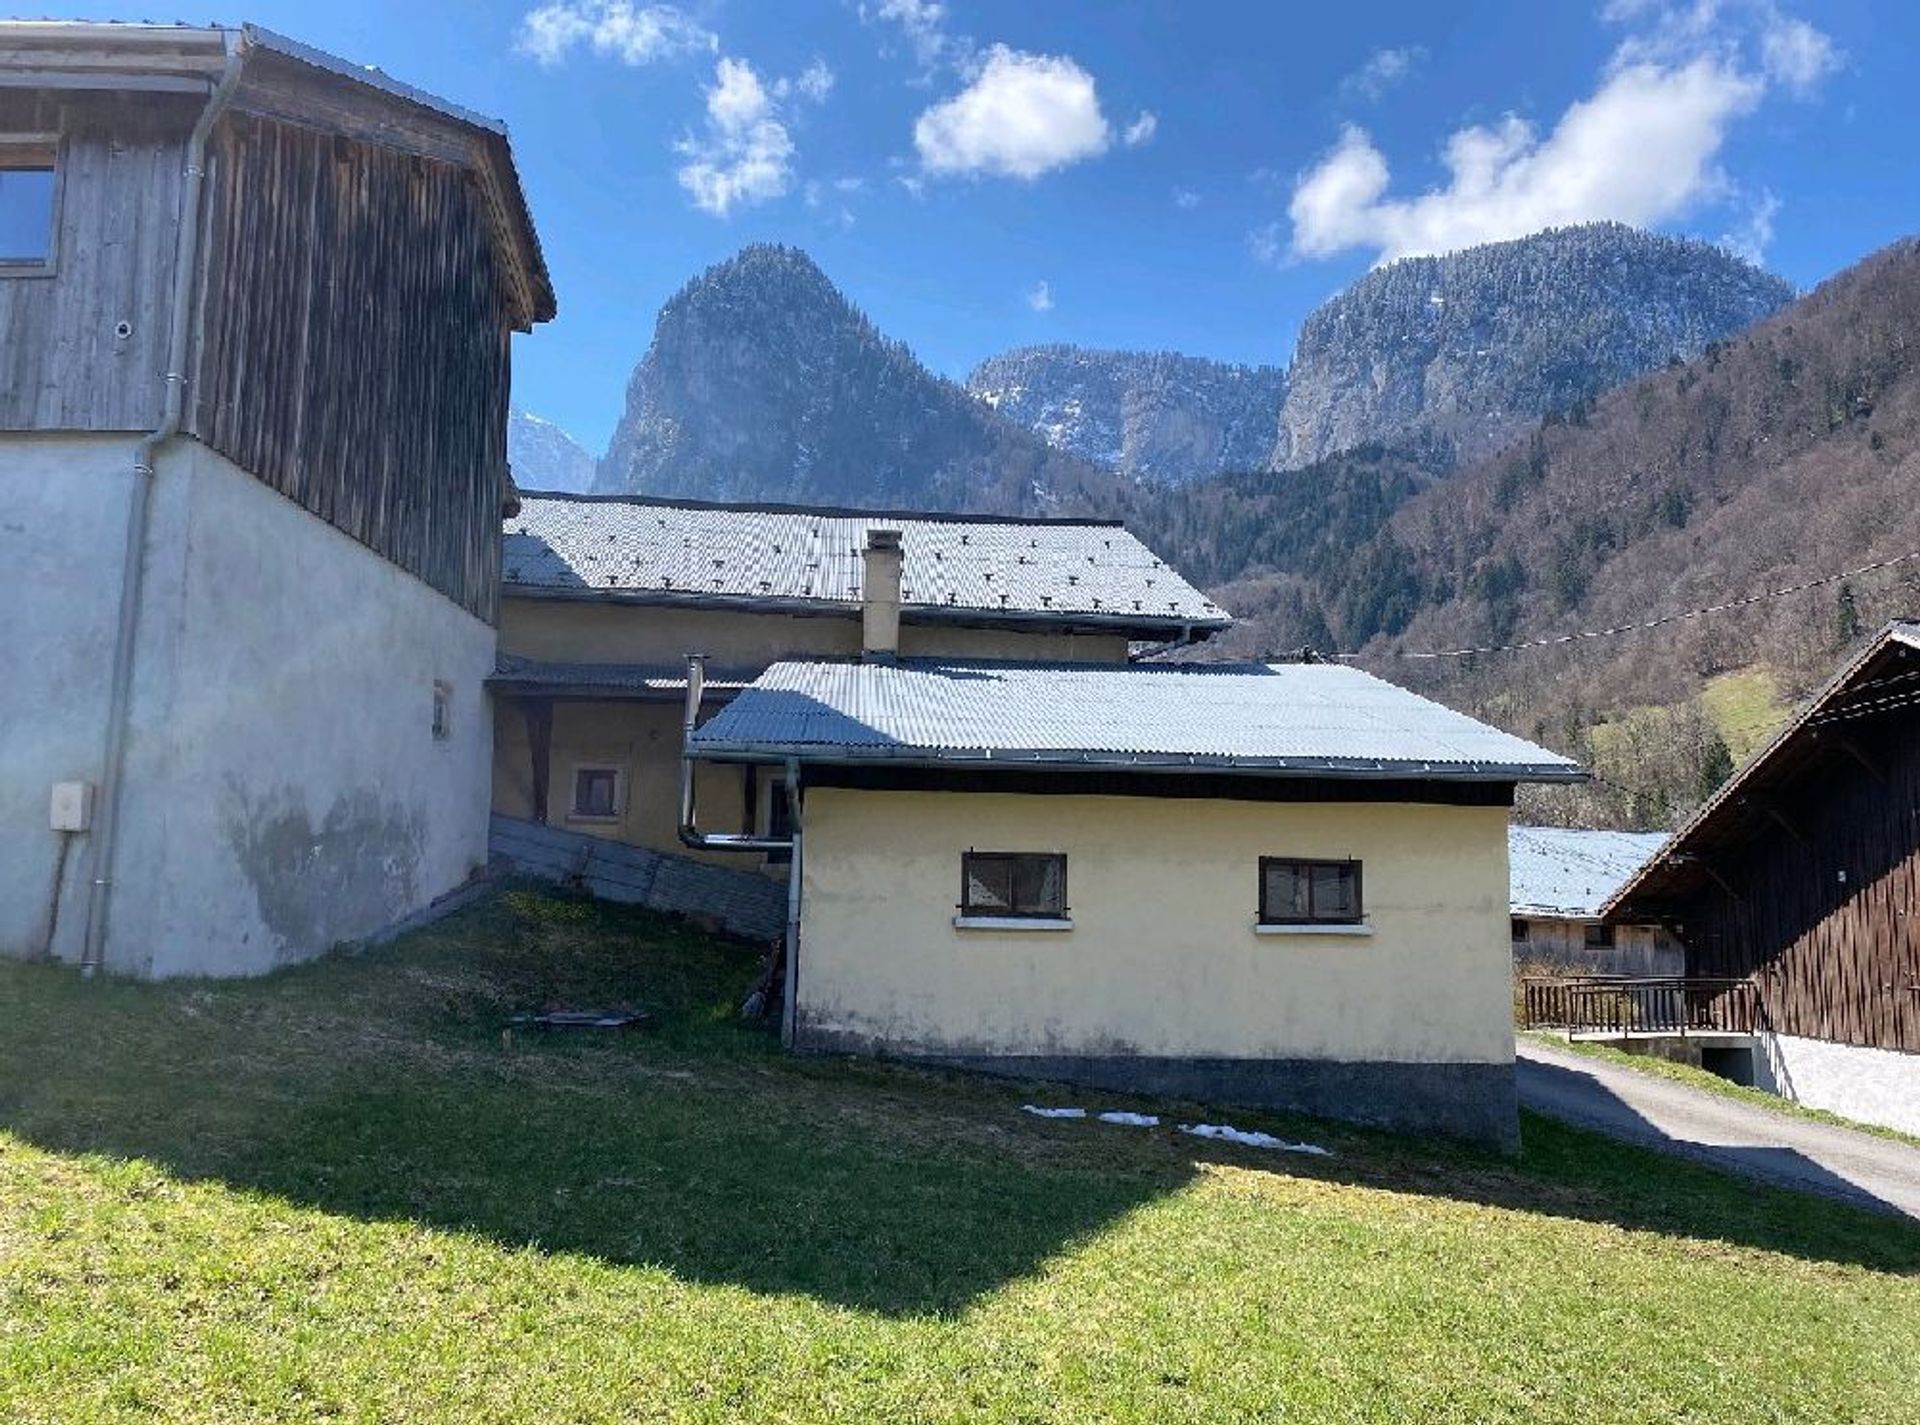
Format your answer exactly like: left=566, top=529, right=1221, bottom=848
left=507, top=410, right=596, bottom=492
left=595, top=244, right=1116, bottom=514
left=1272, top=223, right=1796, bottom=471
left=966, top=345, right=1285, bottom=484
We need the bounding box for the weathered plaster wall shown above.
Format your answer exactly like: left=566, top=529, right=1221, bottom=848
left=1755, top=1033, right=1920, bottom=1136
left=796, top=788, right=1518, bottom=1143
left=491, top=696, right=778, bottom=871
left=0, top=435, right=135, bottom=963
left=0, top=434, right=495, bottom=977
left=498, top=598, right=1130, bottom=667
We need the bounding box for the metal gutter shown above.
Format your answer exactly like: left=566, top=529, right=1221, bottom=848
left=682, top=740, right=1587, bottom=784
left=80, top=29, right=249, bottom=978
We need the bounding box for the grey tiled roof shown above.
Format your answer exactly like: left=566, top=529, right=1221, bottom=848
left=689, top=659, right=1585, bottom=781
left=503, top=493, right=1230, bottom=632
left=1508, top=826, right=1668, bottom=918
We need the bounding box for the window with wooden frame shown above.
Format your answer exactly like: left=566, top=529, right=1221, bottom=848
left=960, top=851, right=1067, bottom=920
left=0, top=137, right=58, bottom=269
left=1259, top=857, right=1363, bottom=926
left=1583, top=922, right=1615, bottom=949
left=569, top=765, right=623, bottom=822
left=1511, top=918, right=1531, bottom=943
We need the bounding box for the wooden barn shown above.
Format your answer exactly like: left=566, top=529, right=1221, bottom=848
left=0, top=22, right=551, bottom=976
left=1603, top=621, right=1920, bottom=1134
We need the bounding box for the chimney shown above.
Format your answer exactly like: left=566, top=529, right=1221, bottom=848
left=862, top=527, right=903, bottom=661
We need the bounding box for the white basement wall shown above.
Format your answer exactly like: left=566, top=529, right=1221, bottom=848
left=1754, top=1033, right=1920, bottom=1137
left=0, top=433, right=495, bottom=977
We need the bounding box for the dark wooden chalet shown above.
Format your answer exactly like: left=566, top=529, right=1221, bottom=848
left=1606, top=621, right=1920, bottom=1057
left=0, top=22, right=553, bottom=619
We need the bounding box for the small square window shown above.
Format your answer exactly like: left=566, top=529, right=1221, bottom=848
left=571, top=766, right=622, bottom=821
left=0, top=139, right=57, bottom=267
left=1260, top=858, right=1363, bottom=926
left=1584, top=922, right=1615, bottom=949
left=431, top=681, right=453, bottom=741
left=1511, top=918, right=1531, bottom=943
left=960, top=851, right=1066, bottom=919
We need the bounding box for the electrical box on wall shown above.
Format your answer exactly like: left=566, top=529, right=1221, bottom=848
left=50, top=781, right=94, bottom=832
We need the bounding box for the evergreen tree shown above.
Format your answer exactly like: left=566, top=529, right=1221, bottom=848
left=1833, top=580, right=1863, bottom=647
left=1697, top=732, right=1735, bottom=801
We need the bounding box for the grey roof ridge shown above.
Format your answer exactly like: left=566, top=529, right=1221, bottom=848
left=512, top=487, right=1132, bottom=529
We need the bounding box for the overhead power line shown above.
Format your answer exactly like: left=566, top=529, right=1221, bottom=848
left=1333, top=549, right=1920, bottom=662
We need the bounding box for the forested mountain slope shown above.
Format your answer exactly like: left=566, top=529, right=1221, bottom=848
left=1175, top=238, right=1920, bottom=826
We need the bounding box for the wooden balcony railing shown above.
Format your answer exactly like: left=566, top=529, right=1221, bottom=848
left=1521, top=976, right=1761, bottom=1036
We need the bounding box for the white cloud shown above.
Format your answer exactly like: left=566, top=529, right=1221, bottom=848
left=1761, top=16, right=1840, bottom=95
left=786, top=58, right=836, bottom=103
left=1284, top=4, right=1837, bottom=264
left=914, top=46, right=1111, bottom=179
left=1172, top=186, right=1200, bottom=210
left=863, top=0, right=960, bottom=74
left=1025, top=280, right=1054, bottom=312
left=676, top=57, right=795, bottom=217
left=1123, top=110, right=1158, bottom=146
left=1246, top=222, right=1284, bottom=265
left=1719, top=187, right=1780, bottom=263
left=1341, top=45, right=1425, bottom=101
left=516, top=1, right=714, bottom=66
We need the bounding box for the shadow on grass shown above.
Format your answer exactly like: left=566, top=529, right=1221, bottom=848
left=0, top=886, right=1914, bottom=1320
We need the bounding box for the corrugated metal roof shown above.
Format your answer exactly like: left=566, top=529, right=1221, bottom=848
left=503, top=493, right=1230, bottom=632
left=689, top=659, right=1585, bottom=780
left=1509, top=826, right=1668, bottom=918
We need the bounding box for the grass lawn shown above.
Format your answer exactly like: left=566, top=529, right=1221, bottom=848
left=2, top=887, right=1916, bottom=1424
left=1522, top=1031, right=1920, bottom=1150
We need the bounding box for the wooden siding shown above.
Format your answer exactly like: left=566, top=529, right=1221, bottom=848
left=1671, top=719, right=1920, bottom=1054
left=189, top=110, right=510, bottom=621
left=1511, top=918, right=1683, bottom=978
left=0, top=92, right=196, bottom=431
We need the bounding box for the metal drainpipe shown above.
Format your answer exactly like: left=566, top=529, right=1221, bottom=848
left=677, top=654, right=794, bottom=853
left=80, top=30, right=249, bottom=978
left=676, top=656, right=804, bottom=1046
left=781, top=758, right=802, bottom=1050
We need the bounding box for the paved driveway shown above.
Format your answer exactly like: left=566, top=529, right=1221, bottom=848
left=1517, top=1039, right=1920, bottom=1219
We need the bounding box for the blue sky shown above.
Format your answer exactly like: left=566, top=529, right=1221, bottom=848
left=38, top=2, right=1907, bottom=451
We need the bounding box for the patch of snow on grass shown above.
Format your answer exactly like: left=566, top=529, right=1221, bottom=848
left=1180, top=1123, right=1331, bottom=1156
left=1097, top=1111, right=1160, bottom=1127
left=1022, top=1105, right=1086, bottom=1119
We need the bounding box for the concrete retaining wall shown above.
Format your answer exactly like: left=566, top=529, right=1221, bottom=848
left=489, top=814, right=787, bottom=942
left=1756, top=1032, right=1920, bottom=1136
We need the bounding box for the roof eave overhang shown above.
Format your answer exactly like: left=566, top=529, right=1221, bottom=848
left=0, top=24, right=555, bottom=331
left=684, top=741, right=1587, bottom=783
left=502, top=581, right=1232, bottom=637
left=1600, top=619, right=1920, bottom=921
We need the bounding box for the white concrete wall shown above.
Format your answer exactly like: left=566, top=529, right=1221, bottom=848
left=0, top=433, right=495, bottom=977
left=0, top=434, right=136, bottom=963
left=1755, top=1033, right=1920, bottom=1136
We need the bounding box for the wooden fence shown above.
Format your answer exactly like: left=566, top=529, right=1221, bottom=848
left=1520, top=976, right=1760, bottom=1036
